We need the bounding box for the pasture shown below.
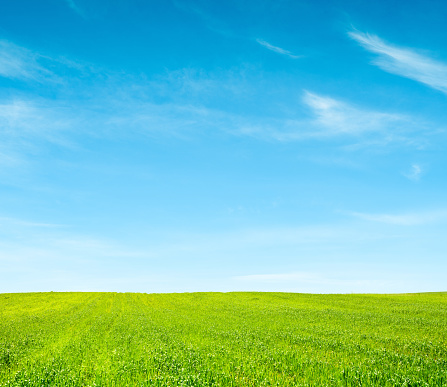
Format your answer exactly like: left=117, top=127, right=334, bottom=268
left=0, top=292, right=446, bottom=386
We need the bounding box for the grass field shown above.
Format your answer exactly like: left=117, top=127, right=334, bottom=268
left=0, top=292, right=446, bottom=386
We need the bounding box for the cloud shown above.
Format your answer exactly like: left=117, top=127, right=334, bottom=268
left=0, top=99, right=76, bottom=147
left=348, top=210, right=447, bottom=226
left=404, top=163, right=423, bottom=181
left=0, top=227, right=147, bottom=293
left=0, top=216, right=64, bottom=228
left=0, top=215, right=444, bottom=293
left=237, top=91, right=425, bottom=146
left=349, top=30, right=447, bottom=94
left=234, top=272, right=319, bottom=282
left=302, top=91, right=405, bottom=136
left=0, top=97, right=90, bottom=172
left=232, top=272, right=390, bottom=289
left=112, top=85, right=429, bottom=149
left=0, top=216, right=145, bottom=267
left=0, top=39, right=96, bottom=85
left=64, top=0, right=85, bottom=17
left=231, top=271, right=407, bottom=294
left=0, top=40, right=52, bottom=82
left=0, top=38, right=433, bottom=164
left=174, top=2, right=302, bottom=58
left=256, top=39, right=301, bottom=59
left=172, top=0, right=236, bottom=38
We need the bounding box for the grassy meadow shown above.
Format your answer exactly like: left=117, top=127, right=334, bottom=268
left=0, top=292, right=446, bottom=386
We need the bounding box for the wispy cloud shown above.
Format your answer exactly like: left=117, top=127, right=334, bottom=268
left=349, top=30, right=447, bottom=94
left=404, top=163, right=423, bottom=181
left=237, top=91, right=424, bottom=146
left=174, top=2, right=302, bottom=58
left=172, top=0, right=236, bottom=38
left=0, top=221, right=147, bottom=292
left=0, top=215, right=443, bottom=293
left=256, top=39, right=301, bottom=59
left=0, top=38, right=434, bottom=165
left=64, top=0, right=85, bottom=17
left=0, top=97, right=88, bottom=172
left=0, top=99, right=76, bottom=147
left=0, top=216, right=145, bottom=265
left=348, top=210, right=447, bottom=226
left=234, top=272, right=319, bottom=282
left=231, top=271, right=406, bottom=293
left=0, top=39, right=96, bottom=84
left=0, top=216, right=64, bottom=228
left=302, top=91, right=405, bottom=136
left=0, top=40, right=52, bottom=82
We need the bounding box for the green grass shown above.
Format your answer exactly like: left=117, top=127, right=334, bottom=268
left=1, top=292, right=446, bottom=386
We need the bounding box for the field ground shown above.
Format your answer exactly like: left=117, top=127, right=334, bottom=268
left=0, top=292, right=446, bottom=386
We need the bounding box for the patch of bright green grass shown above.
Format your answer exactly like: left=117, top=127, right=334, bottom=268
left=1, top=292, right=446, bottom=386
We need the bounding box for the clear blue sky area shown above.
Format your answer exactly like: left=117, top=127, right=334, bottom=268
left=1, top=0, right=446, bottom=293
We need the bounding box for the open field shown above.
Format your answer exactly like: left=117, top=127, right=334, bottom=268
left=0, top=292, right=446, bottom=386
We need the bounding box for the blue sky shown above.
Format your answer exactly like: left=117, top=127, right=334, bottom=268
left=1, top=0, right=447, bottom=293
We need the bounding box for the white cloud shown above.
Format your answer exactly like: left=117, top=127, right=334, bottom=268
left=65, top=0, right=85, bottom=17
left=349, top=30, right=447, bottom=94
left=302, top=91, right=405, bottom=136
left=0, top=39, right=94, bottom=84
left=0, top=38, right=433, bottom=161
left=234, top=272, right=319, bottom=282
left=237, top=91, right=423, bottom=146
left=0, top=216, right=145, bottom=268
left=232, top=272, right=402, bottom=293
left=0, top=40, right=52, bottom=81
left=0, top=97, right=87, bottom=173
left=172, top=1, right=236, bottom=39
left=348, top=210, right=447, bottom=226
left=0, top=216, right=64, bottom=228
left=256, top=39, right=301, bottom=59
left=1, top=215, right=445, bottom=293
left=404, top=163, right=423, bottom=181
left=0, top=99, right=76, bottom=147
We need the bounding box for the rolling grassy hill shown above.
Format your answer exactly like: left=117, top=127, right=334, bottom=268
left=1, top=292, right=446, bottom=386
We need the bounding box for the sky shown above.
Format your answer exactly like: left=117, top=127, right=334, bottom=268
left=1, top=0, right=447, bottom=293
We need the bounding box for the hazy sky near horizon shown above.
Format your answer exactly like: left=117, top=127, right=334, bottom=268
left=1, top=0, right=447, bottom=293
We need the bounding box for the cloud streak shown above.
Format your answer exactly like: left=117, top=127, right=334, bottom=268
left=0, top=99, right=76, bottom=147
left=234, top=272, right=319, bottom=282
left=237, top=91, right=426, bottom=147
left=65, top=0, right=85, bottom=17
left=302, top=91, right=405, bottom=136
left=348, top=210, right=447, bottom=226
left=349, top=30, right=447, bottom=94
left=0, top=37, right=435, bottom=168
left=232, top=272, right=391, bottom=290
left=256, top=39, right=301, bottom=59
left=0, top=40, right=52, bottom=82
left=404, top=163, right=423, bottom=181
left=0, top=216, right=64, bottom=228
